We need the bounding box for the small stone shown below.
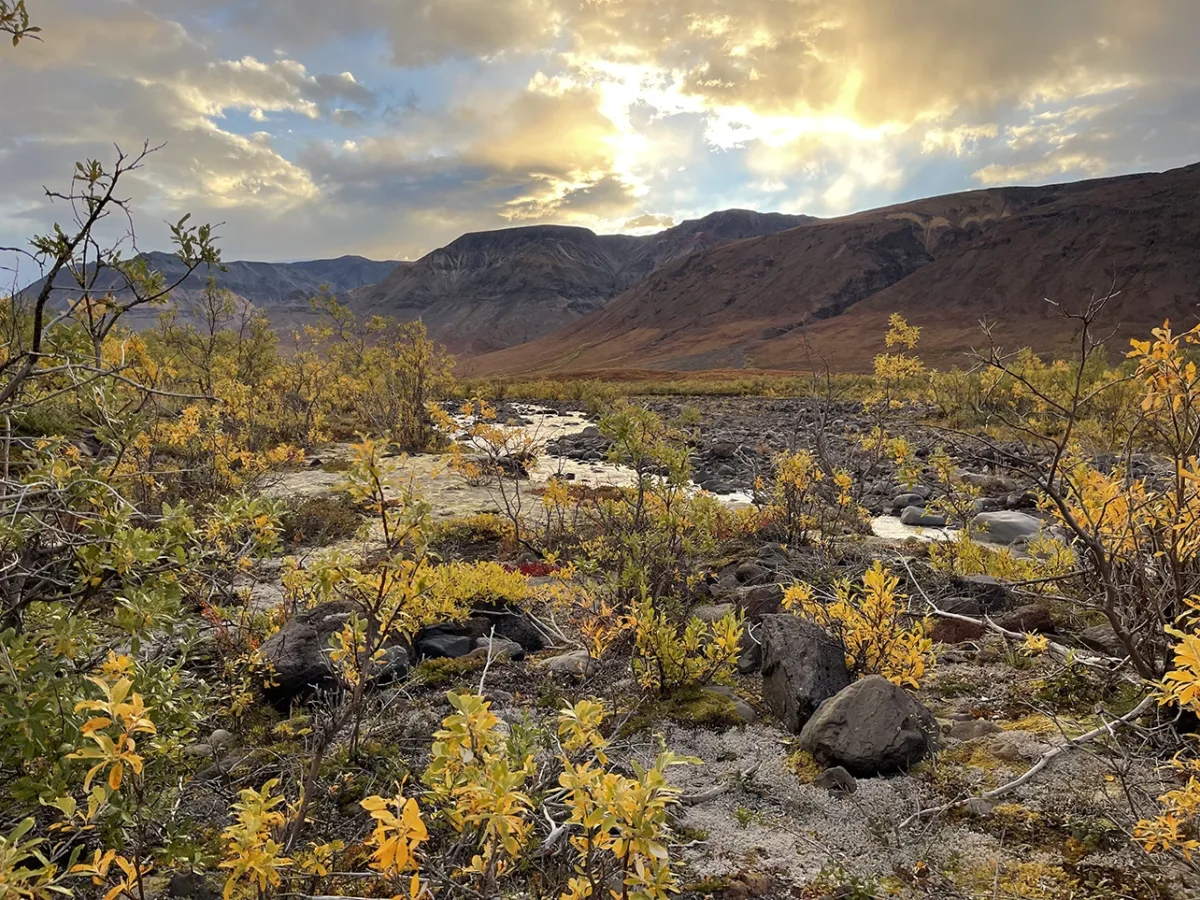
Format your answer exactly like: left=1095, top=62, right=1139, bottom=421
left=710, top=441, right=739, bottom=459
left=474, top=636, right=525, bottom=661
left=418, top=634, right=474, bottom=659
left=954, top=574, right=1013, bottom=613
left=732, top=583, right=785, bottom=618
left=964, top=798, right=995, bottom=817
left=739, top=623, right=763, bottom=673
left=537, top=649, right=595, bottom=677
left=691, top=603, right=735, bottom=624
left=948, top=719, right=1002, bottom=740
left=580, top=425, right=601, bottom=439
left=990, top=730, right=1041, bottom=761
left=209, top=729, right=235, bottom=749
left=996, top=604, right=1056, bottom=634
left=702, top=685, right=758, bottom=724
left=813, top=766, right=858, bottom=795
left=734, top=561, right=770, bottom=584
left=372, top=645, right=410, bottom=684
left=900, top=506, right=947, bottom=527
left=166, top=872, right=220, bottom=900
left=931, top=618, right=985, bottom=644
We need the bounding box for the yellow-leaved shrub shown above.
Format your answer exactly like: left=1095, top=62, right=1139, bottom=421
left=783, top=561, right=933, bottom=688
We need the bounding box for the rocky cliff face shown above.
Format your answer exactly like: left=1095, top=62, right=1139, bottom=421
left=466, top=162, right=1200, bottom=374
left=351, top=212, right=814, bottom=353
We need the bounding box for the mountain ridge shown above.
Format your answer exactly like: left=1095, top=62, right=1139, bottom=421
left=16, top=251, right=400, bottom=320
left=466, top=164, right=1200, bottom=374
left=350, top=209, right=816, bottom=353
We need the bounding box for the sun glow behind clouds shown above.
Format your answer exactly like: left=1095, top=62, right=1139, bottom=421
left=0, top=0, right=1197, bottom=260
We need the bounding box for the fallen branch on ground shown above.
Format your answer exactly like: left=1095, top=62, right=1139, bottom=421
left=900, top=694, right=1156, bottom=828
left=680, top=761, right=761, bottom=805
left=897, top=557, right=1128, bottom=673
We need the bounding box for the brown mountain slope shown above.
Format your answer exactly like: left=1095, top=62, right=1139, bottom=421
left=466, top=164, right=1200, bottom=374
left=350, top=210, right=813, bottom=354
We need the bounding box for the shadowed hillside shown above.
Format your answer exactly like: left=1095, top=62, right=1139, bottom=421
left=467, top=163, right=1200, bottom=374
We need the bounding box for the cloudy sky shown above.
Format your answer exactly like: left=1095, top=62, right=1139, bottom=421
left=2, top=0, right=1198, bottom=266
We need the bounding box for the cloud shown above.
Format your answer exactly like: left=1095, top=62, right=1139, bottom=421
left=623, top=213, right=675, bottom=231
left=1, top=0, right=1198, bottom=264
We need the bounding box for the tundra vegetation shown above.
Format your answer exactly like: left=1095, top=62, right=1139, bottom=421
left=7, top=18, right=1200, bottom=900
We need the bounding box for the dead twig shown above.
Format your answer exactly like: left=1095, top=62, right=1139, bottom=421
left=900, top=695, right=1156, bottom=828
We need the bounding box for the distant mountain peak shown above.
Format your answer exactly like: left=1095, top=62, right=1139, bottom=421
left=351, top=208, right=813, bottom=354
left=464, top=163, right=1200, bottom=375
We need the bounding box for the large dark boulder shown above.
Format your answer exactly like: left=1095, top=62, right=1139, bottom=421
left=760, top=616, right=852, bottom=733
left=259, top=601, right=356, bottom=706
left=798, top=675, right=938, bottom=776
left=471, top=611, right=545, bottom=652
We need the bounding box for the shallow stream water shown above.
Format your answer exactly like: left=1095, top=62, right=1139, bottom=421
left=270, top=403, right=952, bottom=543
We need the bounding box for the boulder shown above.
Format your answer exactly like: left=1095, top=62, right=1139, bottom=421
left=417, top=633, right=474, bottom=659
left=892, top=493, right=927, bottom=511
left=996, top=604, right=1056, bottom=634
left=972, top=511, right=1044, bottom=545
left=798, top=675, right=938, bottom=775
left=734, top=561, right=771, bottom=584
left=472, top=611, right=545, bottom=652
left=760, top=616, right=852, bottom=733
left=580, top=425, right=601, bottom=439
left=900, top=506, right=947, bottom=527
left=259, top=601, right=355, bottom=705
left=733, top=583, right=785, bottom=619
left=952, top=574, right=1013, bottom=613
left=1078, top=623, right=1124, bottom=657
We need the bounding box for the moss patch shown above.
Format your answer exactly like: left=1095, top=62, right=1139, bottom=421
left=618, top=686, right=744, bottom=737
left=414, top=655, right=488, bottom=688
left=785, top=749, right=822, bottom=785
